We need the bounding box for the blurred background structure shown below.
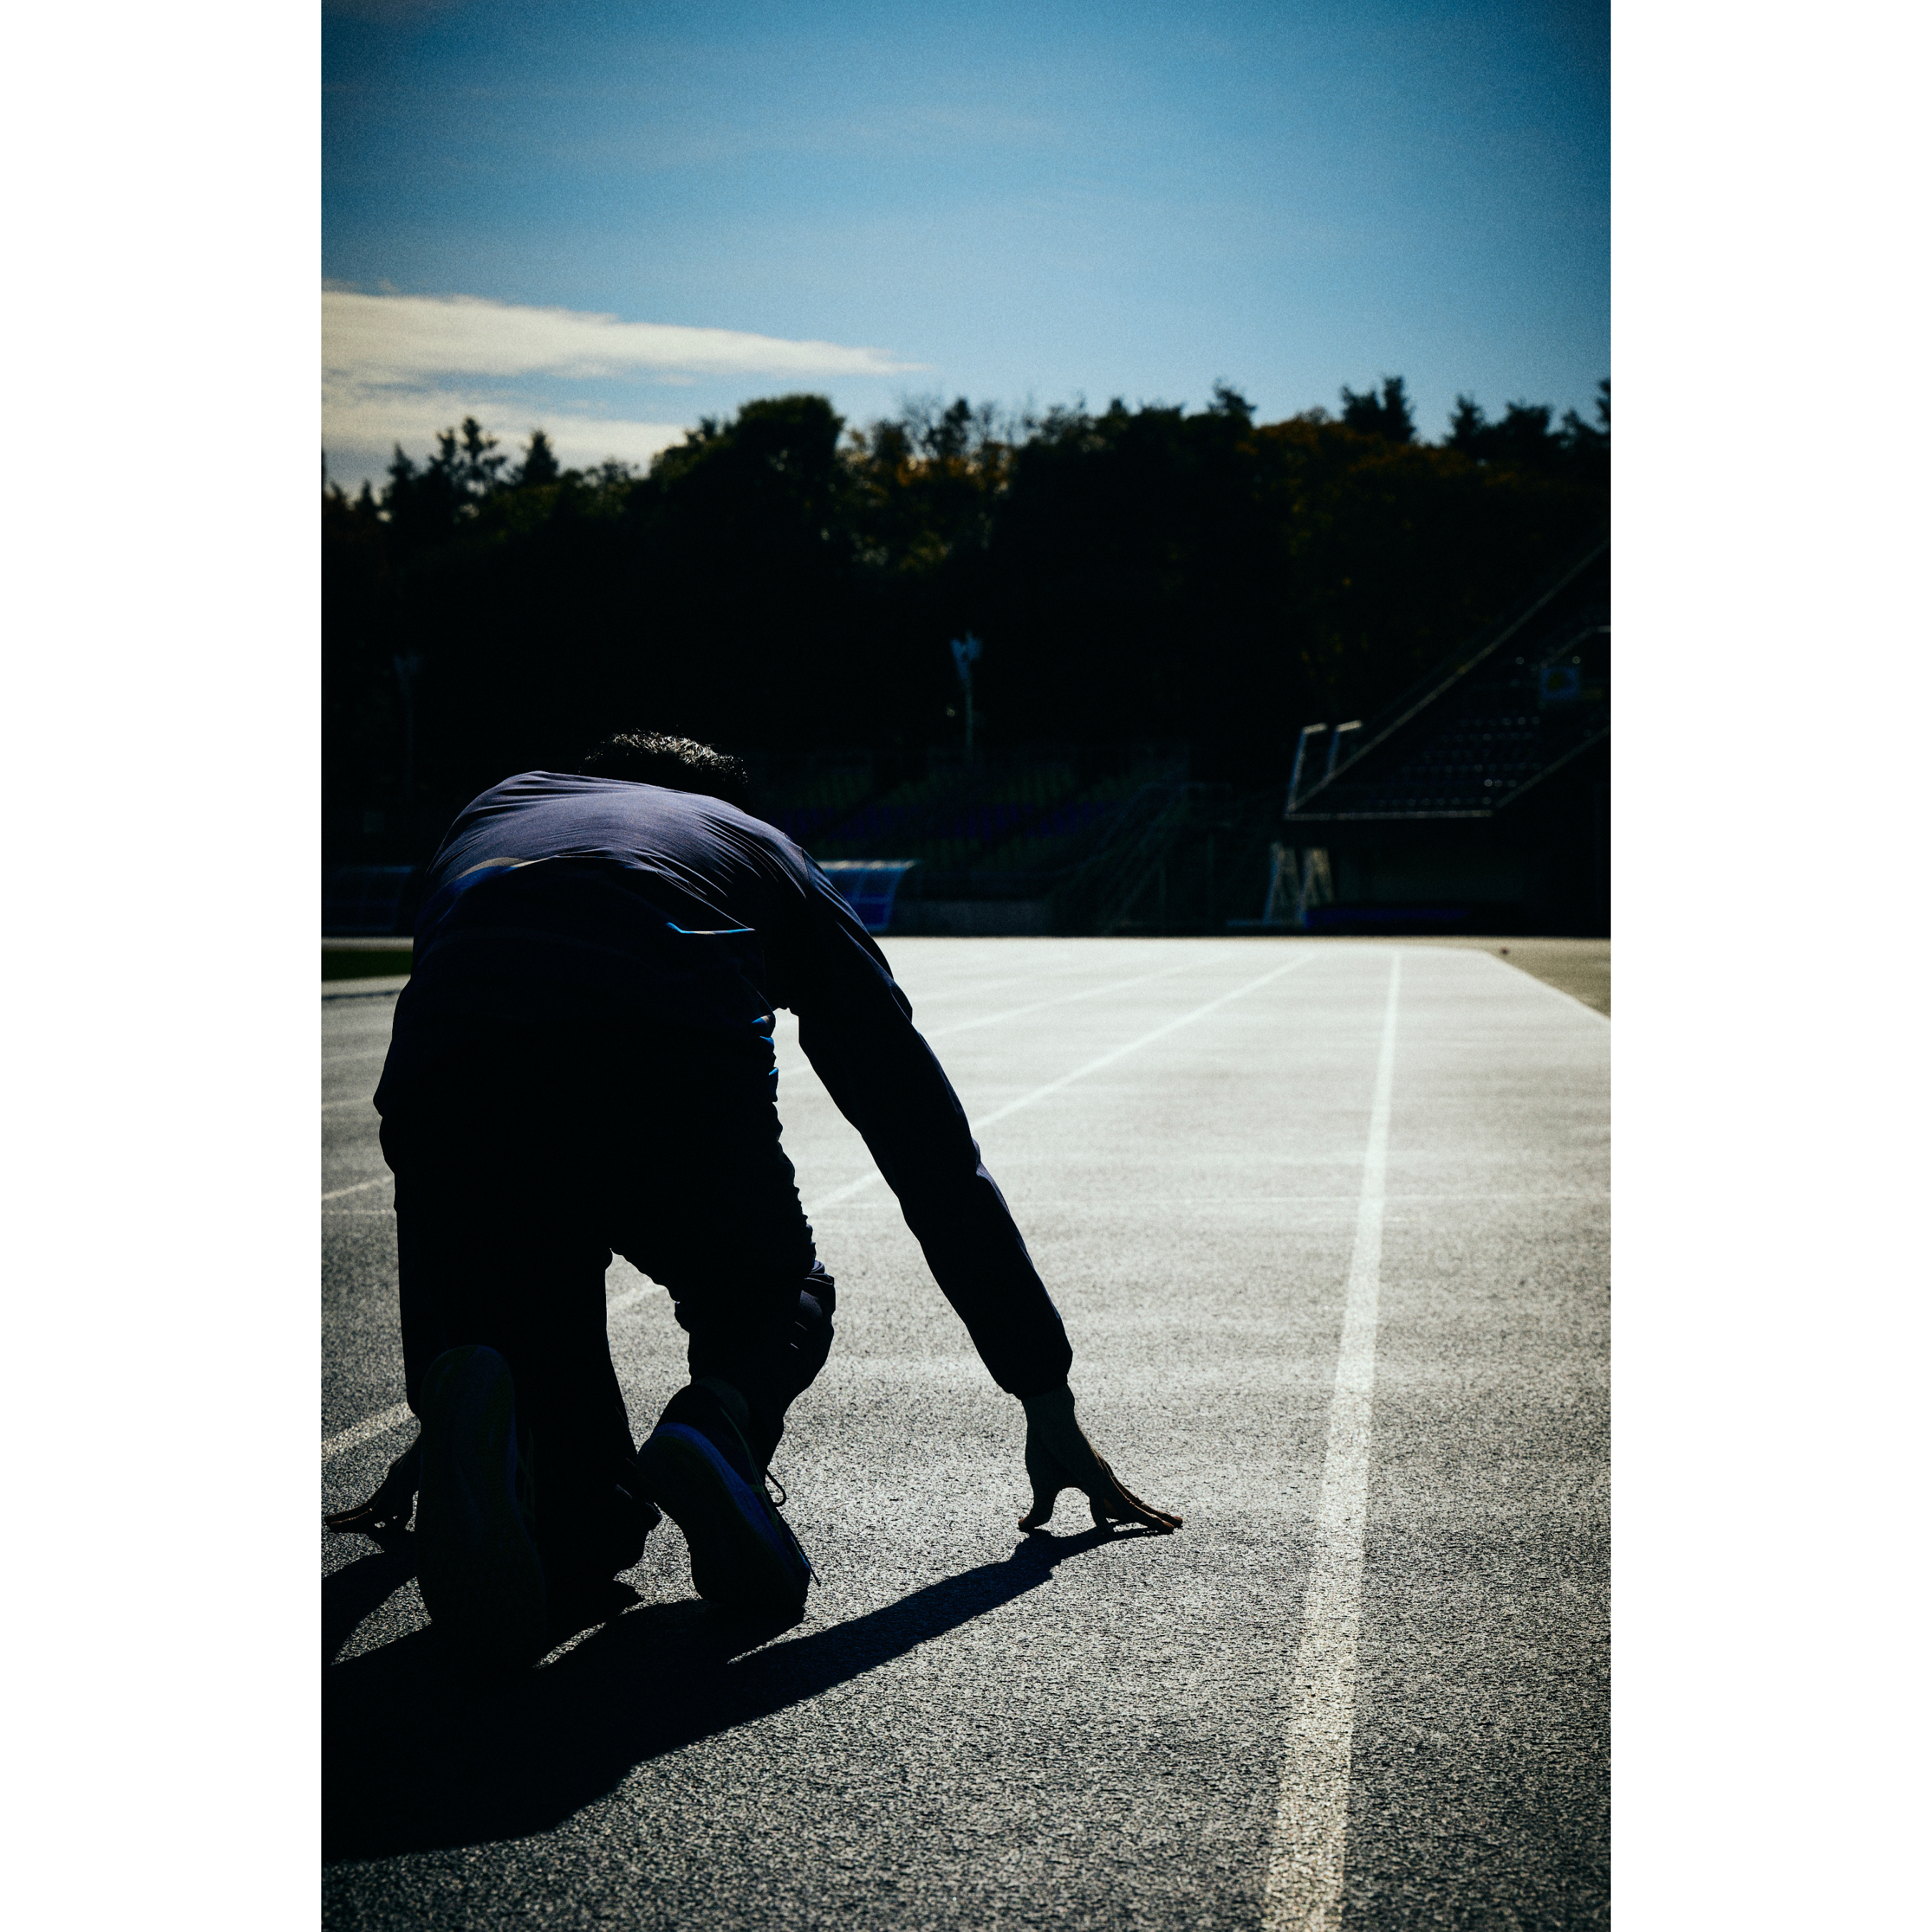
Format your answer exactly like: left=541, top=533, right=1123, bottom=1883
left=1264, top=527, right=1609, bottom=937
left=323, top=0, right=1609, bottom=944
left=324, top=382, right=1609, bottom=940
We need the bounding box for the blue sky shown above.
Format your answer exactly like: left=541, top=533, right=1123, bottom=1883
left=322, top=0, right=1608, bottom=491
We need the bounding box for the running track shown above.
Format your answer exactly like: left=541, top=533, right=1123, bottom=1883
left=323, top=937, right=1610, bottom=1931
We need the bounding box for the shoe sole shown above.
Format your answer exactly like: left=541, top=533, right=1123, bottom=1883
left=638, top=1423, right=811, bottom=1613
left=414, top=1345, right=547, bottom=1667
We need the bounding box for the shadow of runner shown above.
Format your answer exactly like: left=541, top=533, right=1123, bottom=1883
left=324, top=1539, right=418, bottom=1665
left=326, top=1525, right=1131, bottom=1861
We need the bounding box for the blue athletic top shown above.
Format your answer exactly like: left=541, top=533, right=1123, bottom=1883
left=375, top=771, right=1073, bottom=1397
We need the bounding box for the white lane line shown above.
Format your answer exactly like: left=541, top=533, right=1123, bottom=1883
left=322, top=1175, right=390, bottom=1203
left=324, top=1285, right=655, bottom=1460
left=924, top=955, right=1209, bottom=1047
left=1263, top=952, right=1402, bottom=1932
left=967, top=952, right=1315, bottom=1129
left=804, top=952, right=1319, bottom=1215
left=321, top=952, right=1202, bottom=1105
left=773, top=952, right=1211, bottom=1087
left=811, top=1188, right=1604, bottom=1209
left=887, top=965, right=1063, bottom=1008
left=891, top=942, right=1167, bottom=1004
left=321, top=1402, right=413, bottom=1463
left=321, top=952, right=1319, bottom=1450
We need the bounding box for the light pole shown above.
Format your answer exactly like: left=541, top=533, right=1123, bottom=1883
left=950, top=633, right=982, bottom=756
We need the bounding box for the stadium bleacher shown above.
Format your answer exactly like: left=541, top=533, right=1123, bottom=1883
left=1288, top=614, right=1607, bottom=819
left=1268, top=527, right=1611, bottom=935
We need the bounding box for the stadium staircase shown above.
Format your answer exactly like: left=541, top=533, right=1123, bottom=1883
left=1055, top=783, right=1221, bottom=935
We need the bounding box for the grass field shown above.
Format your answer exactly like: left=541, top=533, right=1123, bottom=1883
left=323, top=940, right=413, bottom=981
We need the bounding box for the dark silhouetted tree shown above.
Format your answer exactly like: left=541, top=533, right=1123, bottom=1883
left=1207, top=381, right=1254, bottom=424
left=1340, top=376, right=1415, bottom=443
left=512, top=429, right=561, bottom=488
left=1448, top=393, right=1488, bottom=450
left=1559, top=380, right=1611, bottom=461
left=1448, top=386, right=1605, bottom=482
left=324, top=375, right=1607, bottom=852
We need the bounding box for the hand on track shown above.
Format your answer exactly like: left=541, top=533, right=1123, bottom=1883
left=324, top=1440, right=421, bottom=1536
left=1016, top=1385, right=1181, bottom=1534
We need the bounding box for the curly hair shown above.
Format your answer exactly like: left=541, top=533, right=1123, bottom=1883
left=574, top=732, right=752, bottom=810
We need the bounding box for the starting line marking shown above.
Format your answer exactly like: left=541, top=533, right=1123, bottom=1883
left=1263, top=951, right=1401, bottom=1932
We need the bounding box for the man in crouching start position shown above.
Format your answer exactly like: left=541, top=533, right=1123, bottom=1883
left=328, top=732, right=1179, bottom=1665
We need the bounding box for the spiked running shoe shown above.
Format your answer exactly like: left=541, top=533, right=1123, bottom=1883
left=638, top=1385, right=813, bottom=1614
left=414, top=1345, right=547, bottom=1668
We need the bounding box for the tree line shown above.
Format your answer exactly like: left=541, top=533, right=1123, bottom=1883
left=323, top=376, right=1608, bottom=851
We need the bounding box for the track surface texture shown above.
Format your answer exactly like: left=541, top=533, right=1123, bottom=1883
left=323, top=938, right=1609, bottom=1931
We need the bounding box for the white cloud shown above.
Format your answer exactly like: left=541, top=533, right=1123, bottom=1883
left=321, top=383, right=693, bottom=479
left=323, top=288, right=924, bottom=385
left=321, top=288, right=925, bottom=485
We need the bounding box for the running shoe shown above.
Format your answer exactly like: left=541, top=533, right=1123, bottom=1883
left=638, top=1384, right=813, bottom=1614
left=414, top=1345, right=547, bottom=1668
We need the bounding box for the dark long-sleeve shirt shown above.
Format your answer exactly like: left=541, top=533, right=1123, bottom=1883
left=374, top=771, right=1073, bottom=1397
